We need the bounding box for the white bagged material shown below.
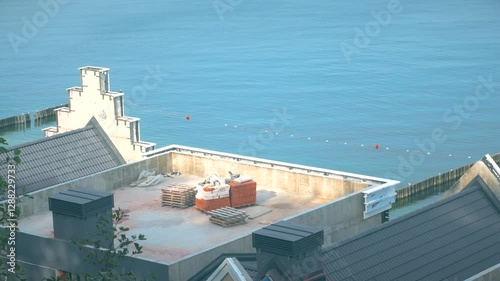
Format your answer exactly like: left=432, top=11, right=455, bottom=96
left=233, top=176, right=252, bottom=183
left=195, top=183, right=230, bottom=200
left=130, top=170, right=157, bottom=187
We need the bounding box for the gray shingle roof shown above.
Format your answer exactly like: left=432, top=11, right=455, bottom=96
left=322, top=176, right=500, bottom=281
left=238, top=260, right=258, bottom=280
left=0, top=118, right=125, bottom=195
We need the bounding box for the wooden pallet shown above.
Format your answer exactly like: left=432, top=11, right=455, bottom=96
left=207, top=207, right=248, bottom=227
left=161, top=185, right=197, bottom=209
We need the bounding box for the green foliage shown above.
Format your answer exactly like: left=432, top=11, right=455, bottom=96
left=0, top=137, right=21, bottom=165
left=0, top=137, right=27, bottom=281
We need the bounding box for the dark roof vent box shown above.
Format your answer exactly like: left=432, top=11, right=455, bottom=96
left=49, top=188, right=114, bottom=218
left=253, top=220, right=324, bottom=256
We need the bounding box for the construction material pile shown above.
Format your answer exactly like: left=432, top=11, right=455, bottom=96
left=229, top=177, right=257, bottom=208
left=161, top=184, right=197, bottom=209
left=195, top=174, right=231, bottom=212
left=207, top=207, right=249, bottom=227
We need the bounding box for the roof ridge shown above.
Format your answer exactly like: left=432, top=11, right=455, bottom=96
left=86, top=117, right=126, bottom=164
left=188, top=253, right=256, bottom=281
left=471, top=175, right=500, bottom=213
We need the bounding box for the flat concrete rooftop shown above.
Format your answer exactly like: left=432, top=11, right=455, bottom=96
left=19, top=174, right=330, bottom=262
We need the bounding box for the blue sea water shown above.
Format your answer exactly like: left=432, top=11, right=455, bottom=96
left=1, top=0, right=499, bottom=187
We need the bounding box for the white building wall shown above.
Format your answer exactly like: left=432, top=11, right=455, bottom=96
left=44, top=66, right=155, bottom=162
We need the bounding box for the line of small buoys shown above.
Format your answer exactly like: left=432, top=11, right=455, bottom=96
left=223, top=123, right=473, bottom=159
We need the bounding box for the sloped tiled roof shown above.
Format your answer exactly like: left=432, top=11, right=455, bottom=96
left=322, top=176, right=500, bottom=281
left=238, top=260, right=258, bottom=280
left=0, top=118, right=125, bottom=195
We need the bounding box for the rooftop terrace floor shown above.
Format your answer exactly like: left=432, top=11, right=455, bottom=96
left=19, top=174, right=330, bottom=262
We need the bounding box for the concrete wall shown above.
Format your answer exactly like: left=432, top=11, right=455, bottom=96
left=1, top=257, right=57, bottom=281
left=286, top=192, right=381, bottom=245
left=167, top=190, right=380, bottom=281
left=467, top=263, right=500, bottom=281
left=171, top=152, right=370, bottom=199
left=15, top=152, right=171, bottom=218
left=13, top=231, right=168, bottom=280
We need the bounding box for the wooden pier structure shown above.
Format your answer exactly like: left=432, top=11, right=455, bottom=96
left=0, top=104, right=67, bottom=130
left=394, top=152, right=500, bottom=207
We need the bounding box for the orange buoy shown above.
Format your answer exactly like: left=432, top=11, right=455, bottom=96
left=186, top=115, right=190, bottom=120
left=375, top=144, right=379, bottom=149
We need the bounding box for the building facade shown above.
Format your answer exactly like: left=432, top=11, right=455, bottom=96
left=43, top=66, right=155, bottom=162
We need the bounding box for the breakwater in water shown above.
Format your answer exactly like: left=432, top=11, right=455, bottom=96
left=394, top=152, right=500, bottom=208
left=0, top=104, right=67, bottom=130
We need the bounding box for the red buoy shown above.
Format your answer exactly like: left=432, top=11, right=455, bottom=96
left=186, top=115, right=190, bottom=120
left=375, top=144, right=379, bottom=149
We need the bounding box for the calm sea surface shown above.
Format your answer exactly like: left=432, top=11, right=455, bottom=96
left=1, top=0, right=499, bottom=191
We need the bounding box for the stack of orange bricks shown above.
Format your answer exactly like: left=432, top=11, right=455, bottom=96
left=195, top=197, right=231, bottom=212
left=229, top=180, right=257, bottom=208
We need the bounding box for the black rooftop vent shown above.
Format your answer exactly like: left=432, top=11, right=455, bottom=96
left=252, top=220, right=324, bottom=256
left=49, top=188, right=114, bottom=218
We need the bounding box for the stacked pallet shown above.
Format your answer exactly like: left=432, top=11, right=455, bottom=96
left=207, top=207, right=248, bottom=227
left=229, top=180, right=257, bottom=208
left=161, top=184, right=197, bottom=208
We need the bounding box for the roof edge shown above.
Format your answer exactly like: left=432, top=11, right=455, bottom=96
left=469, top=175, right=500, bottom=213
left=206, top=257, right=253, bottom=281
left=86, top=117, right=126, bottom=164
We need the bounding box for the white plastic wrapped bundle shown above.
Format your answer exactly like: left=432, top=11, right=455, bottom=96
left=195, top=184, right=230, bottom=200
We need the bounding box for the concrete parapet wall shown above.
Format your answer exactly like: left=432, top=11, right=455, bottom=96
left=170, top=152, right=370, bottom=199
left=286, top=192, right=380, bottom=245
